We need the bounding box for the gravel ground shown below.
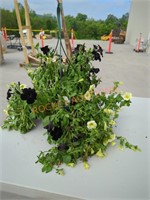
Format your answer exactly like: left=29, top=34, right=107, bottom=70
left=0, top=38, right=150, bottom=125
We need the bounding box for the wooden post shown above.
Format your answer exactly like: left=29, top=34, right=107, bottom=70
left=0, top=39, right=5, bottom=64
left=24, top=0, right=36, bottom=55
left=57, top=0, right=72, bottom=58
left=14, top=0, right=29, bottom=64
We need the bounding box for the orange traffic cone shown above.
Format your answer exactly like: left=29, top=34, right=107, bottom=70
left=106, top=31, right=113, bottom=54
left=134, top=33, right=143, bottom=53
left=71, top=28, right=75, bottom=51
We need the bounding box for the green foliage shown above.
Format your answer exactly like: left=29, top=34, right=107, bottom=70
left=2, top=83, right=36, bottom=133
left=0, top=5, right=128, bottom=39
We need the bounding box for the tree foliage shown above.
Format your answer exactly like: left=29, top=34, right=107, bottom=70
left=0, top=4, right=129, bottom=39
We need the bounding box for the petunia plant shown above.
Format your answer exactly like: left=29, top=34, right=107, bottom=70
left=2, top=44, right=140, bottom=175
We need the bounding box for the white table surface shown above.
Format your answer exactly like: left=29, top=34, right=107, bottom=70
left=0, top=97, right=150, bottom=200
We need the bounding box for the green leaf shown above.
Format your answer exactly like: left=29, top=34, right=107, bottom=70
left=43, top=116, right=50, bottom=126
left=42, top=164, right=53, bottom=173
left=63, top=155, right=71, bottom=164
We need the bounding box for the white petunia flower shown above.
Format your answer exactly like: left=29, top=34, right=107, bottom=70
left=63, top=96, right=70, bottom=105
left=52, top=56, right=57, bottom=62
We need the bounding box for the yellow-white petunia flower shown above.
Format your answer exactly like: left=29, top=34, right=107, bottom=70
left=20, top=84, right=26, bottom=89
left=122, top=92, right=132, bottom=101
left=57, top=169, right=65, bottom=175
left=91, top=148, right=94, bottom=154
left=103, top=108, right=115, bottom=116
left=96, top=149, right=105, bottom=157
left=11, top=82, right=15, bottom=86
left=27, top=69, right=33, bottom=74
left=68, top=163, right=75, bottom=167
left=103, top=138, right=109, bottom=146
left=111, top=141, right=116, bottom=146
left=104, top=122, right=107, bottom=131
left=78, top=78, right=84, bottom=82
left=87, top=120, right=97, bottom=130
left=83, top=162, right=90, bottom=170
left=109, top=120, right=116, bottom=126
left=118, top=145, right=124, bottom=151
left=119, top=81, right=123, bottom=85
left=3, top=109, right=8, bottom=115
left=84, top=91, right=91, bottom=101
left=89, top=84, right=95, bottom=92
left=108, top=133, right=116, bottom=142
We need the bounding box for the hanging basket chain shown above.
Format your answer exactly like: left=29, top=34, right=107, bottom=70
left=55, top=1, right=71, bottom=90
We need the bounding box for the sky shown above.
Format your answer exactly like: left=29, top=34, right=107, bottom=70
left=0, top=0, right=131, bottom=20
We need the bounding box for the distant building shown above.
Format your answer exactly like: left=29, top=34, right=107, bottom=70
left=126, top=0, right=150, bottom=53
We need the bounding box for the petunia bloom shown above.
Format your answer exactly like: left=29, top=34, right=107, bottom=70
left=109, top=120, right=116, bottom=126
left=87, top=120, right=97, bottom=130
left=7, top=89, right=13, bottom=100
left=41, top=45, right=50, bottom=55
left=44, top=122, right=63, bottom=141
left=96, top=149, right=105, bottom=157
left=58, top=143, right=69, bottom=151
left=122, top=92, right=132, bottom=101
left=84, top=91, right=91, bottom=101
left=83, top=162, right=90, bottom=170
left=103, top=108, right=115, bottom=116
left=63, top=96, right=70, bottom=105
left=20, top=88, right=37, bottom=104
left=68, top=163, right=75, bottom=167
left=92, top=45, right=103, bottom=61
left=89, top=84, right=95, bottom=92
left=90, top=68, right=100, bottom=74
left=20, top=84, right=27, bottom=89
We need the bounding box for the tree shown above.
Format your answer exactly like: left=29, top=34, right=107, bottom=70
left=76, top=13, right=87, bottom=21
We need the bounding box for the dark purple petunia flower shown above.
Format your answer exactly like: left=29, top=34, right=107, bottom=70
left=21, top=88, right=37, bottom=104
left=41, top=45, right=50, bottom=55
left=58, top=143, right=69, bottom=151
left=44, top=122, right=63, bottom=141
left=92, top=45, right=103, bottom=62
left=73, top=44, right=86, bottom=54
left=7, top=89, right=13, bottom=100
left=90, top=68, right=100, bottom=74
left=44, top=121, right=54, bottom=132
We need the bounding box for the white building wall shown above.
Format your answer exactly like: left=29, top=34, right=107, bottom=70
left=126, top=0, right=150, bottom=53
